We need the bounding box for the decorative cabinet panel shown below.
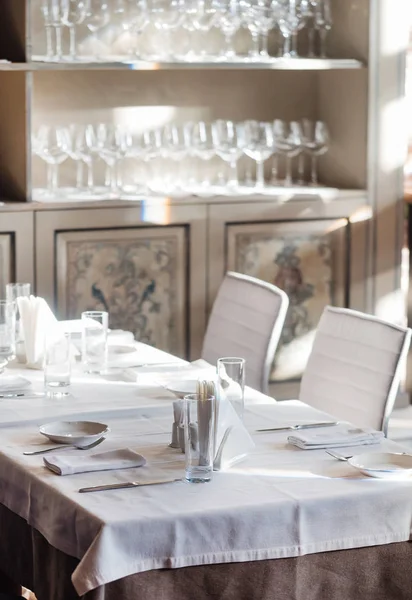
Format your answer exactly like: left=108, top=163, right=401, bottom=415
left=0, top=233, right=12, bottom=294
left=56, top=227, right=188, bottom=358
left=35, top=204, right=207, bottom=360
left=226, top=220, right=348, bottom=382
left=0, top=211, right=35, bottom=293
left=208, top=201, right=358, bottom=390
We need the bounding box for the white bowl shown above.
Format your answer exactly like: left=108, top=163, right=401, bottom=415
left=165, top=379, right=199, bottom=398
left=39, top=421, right=109, bottom=446
left=348, top=452, right=412, bottom=479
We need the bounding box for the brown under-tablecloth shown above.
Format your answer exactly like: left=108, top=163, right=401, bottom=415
left=0, top=500, right=411, bottom=600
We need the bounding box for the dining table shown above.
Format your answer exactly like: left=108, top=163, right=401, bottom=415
left=0, top=337, right=412, bottom=600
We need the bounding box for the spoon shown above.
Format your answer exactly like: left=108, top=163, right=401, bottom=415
left=23, top=437, right=105, bottom=456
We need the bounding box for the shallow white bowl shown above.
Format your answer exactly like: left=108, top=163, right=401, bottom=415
left=39, top=421, right=109, bottom=446
left=165, top=379, right=199, bottom=398
left=348, top=452, right=412, bottom=479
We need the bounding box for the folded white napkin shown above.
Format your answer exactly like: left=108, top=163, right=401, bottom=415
left=0, top=375, right=31, bottom=393
left=288, top=424, right=385, bottom=450
left=43, top=448, right=146, bottom=476
left=17, top=295, right=58, bottom=369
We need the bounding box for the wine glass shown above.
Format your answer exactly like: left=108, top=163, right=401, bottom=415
left=71, top=124, right=94, bottom=193
left=278, top=0, right=311, bottom=58
left=41, top=0, right=64, bottom=61
left=243, top=120, right=274, bottom=189
left=61, top=0, right=89, bottom=61
left=94, top=124, right=123, bottom=195
left=85, top=0, right=111, bottom=60
left=149, top=0, right=185, bottom=59
left=34, top=125, right=71, bottom=195
left=183, top=0, right=218, bottom=60
left=115, top=0, right=149, bottom=58
left=191, top=121, right=215, bottom=188
left=215, top=0, right=243, bottom=60
left=212, top=120, right=244, bottom=190
left=314, top=0, right=332, bottom=58
left=241, top=0, right=279, bottom=61
left=301, top=119, right=329, bottom=185
left=161, top=124, right=189, bottom=191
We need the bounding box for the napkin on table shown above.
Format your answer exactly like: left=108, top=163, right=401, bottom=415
left=288, top=424, right=384, bottom=450
left=0, top=375, right=31, bottom=393
left=17, top=295, right=58, bottom=369
left=43, top=448, right=146, bottom=476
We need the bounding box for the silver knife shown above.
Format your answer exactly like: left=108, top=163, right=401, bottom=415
left=256, top=421, right=338, bottom=433
left=79, top=477, right=182, bottom=493
left=0, top=392, right=45, bottom=399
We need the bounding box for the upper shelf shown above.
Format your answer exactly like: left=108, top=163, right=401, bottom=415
left=0, top=57, right=365, bottom=72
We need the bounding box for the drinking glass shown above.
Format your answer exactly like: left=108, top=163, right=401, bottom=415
left=212, top=120, right=243, bottom=188
left=95, top=124, right=123, bottom=195
left=278, top=0, right=310, bottom=58
left=183, top=0, right=218, bottom=59
left=191, top=121, right=215, bottom=188
left=44, top=330, right=71, bottom=396
left=85, top=0, right=111, bottom=60
left=301, top=119, right=329, bottom=185
left=61, top=0, right=89, bottom=60
left=241, top=0, right=279, bottom=60
left=41, top=0, right=64, bottom=61
left=215, top=0, right=243, bottom=60
left=34, top=125, right=71, bottom=195
left=6, top=283, right=30, bottom=363
left=0, top=300, right=16, bottom=362
left=217, top=357, right=245, bottom=421
left=314, top=0, right=332, bottom=58
left=243, top=120, right=274, bottom=189
left=81, top=310, right=108, bottom=373
left=149, top=0, right=185, bottom=59
left=183, top=393, right=215, bottom=483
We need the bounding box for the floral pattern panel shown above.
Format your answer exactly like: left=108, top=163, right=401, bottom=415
left=227, top=220, right=348, bottom=382
left=56, top=227, right=188, bottom=358
left=0, top=234, right=12, bottom=296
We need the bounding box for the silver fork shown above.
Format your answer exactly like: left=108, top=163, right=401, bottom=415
left=23, top=437, right=105, bottom=456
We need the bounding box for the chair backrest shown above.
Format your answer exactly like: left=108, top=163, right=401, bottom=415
left=299, top=306, right=412, bottom=435
left=201, top=271, right=289, bottom=394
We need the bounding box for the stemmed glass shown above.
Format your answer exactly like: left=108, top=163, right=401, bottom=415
left=314, top=0, right=332, bottom=58
left=41, top=0, right=64, bottom=61
left=85, top=0, right=111, bottom=60
left=243, top=120, right=274, bottom=189
left=149, top=0, right=185, bottom=59
left=183, top=0, right=218, bottom=60
left=95, top=124, right=123, bottom=195
left=278, top=0, right=310, bottom=58
left=215, top=0, right=243, bottom=60
left=212, top=120, right=244, bottom=189
left=301, top=119, right=329, bottom=185
left=241, top=0, right=279, bottom=61
left=34, top=125, right=71, bottom=195
left=61, top=0, right=89, bottom=60
left=70, top=125, right=94, bottom=193
left=191, top=121, right=215, bottom=188
left=115, top=0, right=150, bottom=58
left=161, top=124, right=189, bottom=191
left=273, top=120, right=302, bottom=185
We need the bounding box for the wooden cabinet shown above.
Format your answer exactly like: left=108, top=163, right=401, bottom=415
left=35, top=203, right=207, bottom=360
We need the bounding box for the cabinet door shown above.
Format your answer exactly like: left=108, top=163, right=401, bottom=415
left=208, top=202, right=352, bottom=386
left=226, top=219, right=348, bottom=383
left=0, top=234, right=12, bottom=294
left=0, top=211, right=35, bottom=293
left=56, top=226, right=187, bottom=358
left=36, top=205, right=207, bottom=360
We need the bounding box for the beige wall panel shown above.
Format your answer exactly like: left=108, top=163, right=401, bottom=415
left=0, top=234, right=12, bottom=296
left=35, top=204, right=207, bottom=359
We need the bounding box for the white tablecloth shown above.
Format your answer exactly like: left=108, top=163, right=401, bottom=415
left=0, top=344, right=412, bottom=595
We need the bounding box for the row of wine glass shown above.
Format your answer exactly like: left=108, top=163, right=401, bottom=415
left=32, top=119, right=329, bottom=199
left=39, top=0, right=332, bottom=62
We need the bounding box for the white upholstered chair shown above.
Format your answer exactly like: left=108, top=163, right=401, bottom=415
left=299, top=306, right=412, bottom=435
left=201, top=271, right=289, bottom=394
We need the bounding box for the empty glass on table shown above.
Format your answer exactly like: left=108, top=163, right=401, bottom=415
left=0, top=300, right=16, bottom=363
left=44, top=330, right=72, bottom=396
left=6, top=283, right=31, bottom=363
left=183, top=393, right=216, bottom=483
left=81, top=310, right=108, bottom=374
left=217, top=357, right=245, bottom=421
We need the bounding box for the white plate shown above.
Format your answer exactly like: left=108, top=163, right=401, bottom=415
left=165, top=379, right=199, bottom=398
left=348, top=452, right=412, bottom=479
left=108, top=344, right=137, bottom=356
left=0, top=375, right=32, bottom=392
left=39, top=421, right=109, bottom=446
